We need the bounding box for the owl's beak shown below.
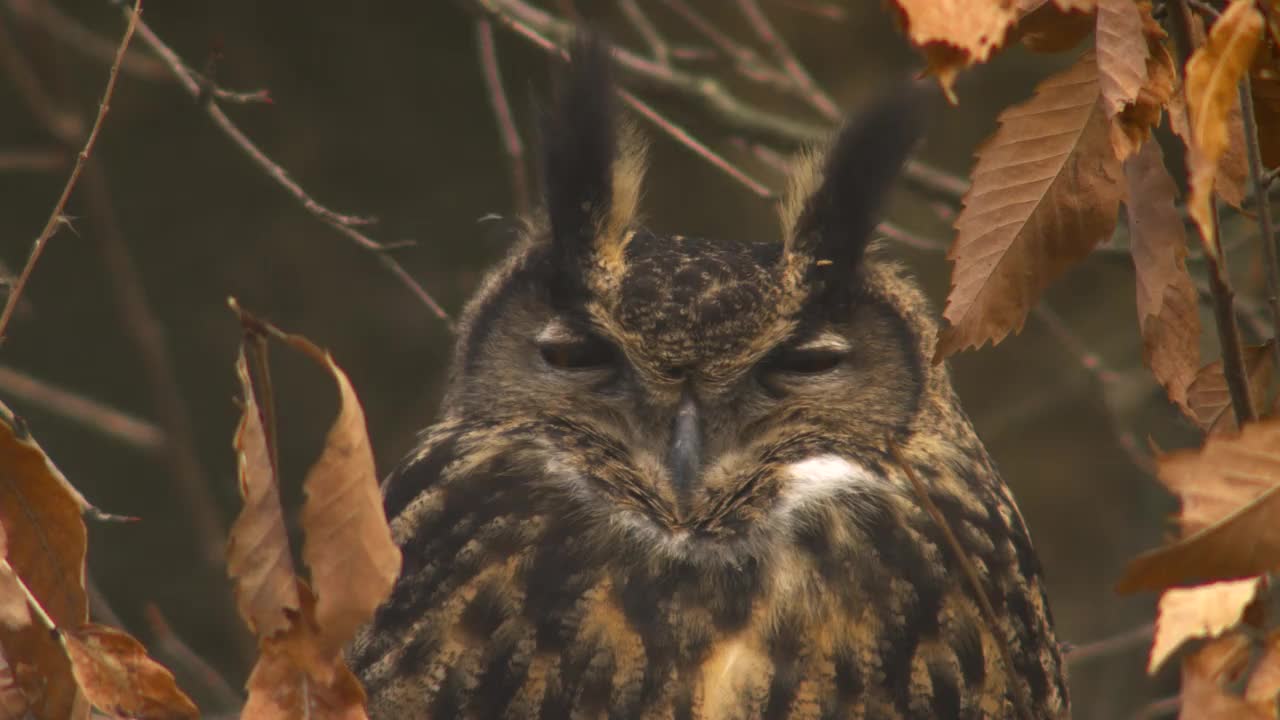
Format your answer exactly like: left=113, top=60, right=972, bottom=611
left=665, top=391, right=702, bottom=496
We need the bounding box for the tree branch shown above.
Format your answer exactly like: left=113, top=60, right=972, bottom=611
left=475, top=19, right=532, bottom=216
left=0, top=0, right=140, bottom=342
left=112, top=2, right=452, bottom=326
left=1238, top=79, right=1280, bottom=378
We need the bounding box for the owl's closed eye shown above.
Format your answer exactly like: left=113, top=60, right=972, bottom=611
left=352, top=34, right=1068, bottom=720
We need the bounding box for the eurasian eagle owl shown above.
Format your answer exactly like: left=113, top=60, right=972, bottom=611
left=351, top=37, right=1069, bottom=720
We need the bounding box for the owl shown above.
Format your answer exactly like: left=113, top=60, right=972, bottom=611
left=350, top=36, right=1069, bottom=720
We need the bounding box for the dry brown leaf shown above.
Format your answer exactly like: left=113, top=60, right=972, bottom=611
left=935, top=51, right=1124, bottom=361
left=1117, top=417, right=1280, bottom=592
left=1187, top=343, right=1275, bottom=434
left=1185, top=0, right=1264, bottom=252
left=228, top=348, right=300, bottom=639
left=1112, top=4, right=1177, bottom=158
left=0, top=527, right=29, bottom=632
left=1096, top=0, right=1150, bottom=117
left=1124, top=140, right=1201, bottom=415
left=1245, top=630, right=1280, bottom=708
left=64, top=623, right=198, bottom=720
left=275, top=334, right=400, bottom=659
left=1013, top=0, right=1096, bottom=52
left=890, top=0, right=1019, bottom=99
left=1149, top=576, right=1264, bottom=673
left=1053, top=0, right=1097, bottom=10
left=241, top=584, right=368, bottom=720
left=0, top=400, right=89, bottom=719
left=0, top=647, right=29, bottom=720
left=1180, top=635, right=1275, bottom=719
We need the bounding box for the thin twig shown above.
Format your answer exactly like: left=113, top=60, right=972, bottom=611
left=0, top=0, right=140, bottom=342
left=620, top=0, right=670, bottom=65
left=475, top=19, right=531, bottom=216
left=734, top=0, right=840, bottom=120
left=143, top=604, right=243, bottom=712
left=1238, top=80, right=1280, bottom=377
left=1133, top=694, right=1181, bottom=719
left=487, top=6, right=775, bottom=198
left=1170, top=0, right=1256, bottom=427
left=659, top=0, right=789, bottom=88
left=887, top=439, right=1033, bottom=720
left=0, top=366, right=164, bottom=452
left=0, top=147, right=66, bottom=173
left=115, top=4, right=452, bottom=326
left=1065, top=622, right=1154, bottom=666
left=11, top=0, right=170, bottom=81
left=465, top=0, right=966, bottom=201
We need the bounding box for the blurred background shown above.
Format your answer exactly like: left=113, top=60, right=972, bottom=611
left=1, top=0, right=1246, bottom=716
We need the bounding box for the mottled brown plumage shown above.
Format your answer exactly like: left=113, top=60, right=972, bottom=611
left=351, top=37, right=1069, bottom=719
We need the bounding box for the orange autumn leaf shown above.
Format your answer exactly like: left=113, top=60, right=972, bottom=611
left=63, top=624, right=198, bottom=720
left=1148, top=576, right=1264, bottom=674
left=0, top=526, right=30, bottom=632
left=1184, top=0, right=1264, bottom=253
left=890, top=0, right=1019, bottom=99
left=241, top=584, right=367, bottom=720
left=228, top=348, right=301, bottom=640
left=1117, top=417, right=1280, bottom=593
left=1124, top=140, right=1201, bottom=415
left=270, top=331, right=400, bottom=661
left=1186, top=343, right=1275, bottom=434
left=935, top=51, right=1124, bottom=361
left=1180, top=635, right=1276, bottom=719
left=0, top=400, right=90, bottom=719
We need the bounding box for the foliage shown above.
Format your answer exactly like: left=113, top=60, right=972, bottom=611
left=0, top=0, right=1279, bottom=717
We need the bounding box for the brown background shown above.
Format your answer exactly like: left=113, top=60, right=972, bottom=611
left=1, top=1, right=1223, bottom=716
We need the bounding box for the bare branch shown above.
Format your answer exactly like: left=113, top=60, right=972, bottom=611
left=143, top=604, right=243, bottom=712
left=13, top=0, right=170, bottom=81
left=1238, top=80, right=1280, bottom=377
left=0, top=147, right=66, bottom=173
left=734, top=0, right=840, bottom=120
left=475, top=19, right=532, bottom=216
left=115, top=5, right=452, bottom=325
left=0, top=365, right=163, bottom=452
left=1065, top=622, right=1155, bottom=666
left=0, top=0, right=140, bottom=342
left=620, top=0, right=670, bottom=65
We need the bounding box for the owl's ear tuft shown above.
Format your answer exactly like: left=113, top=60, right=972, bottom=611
left=782, top=85, right=928, bottom=300
left=541, top=33, right=646, bottom=296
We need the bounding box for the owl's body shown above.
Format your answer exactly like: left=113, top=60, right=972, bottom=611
left=351, top=39, right=1068, bottom=719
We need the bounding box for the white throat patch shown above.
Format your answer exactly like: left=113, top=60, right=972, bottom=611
left=775, top=454, right=881, bottom=517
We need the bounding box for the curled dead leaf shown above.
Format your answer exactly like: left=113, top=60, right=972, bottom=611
left=228, top=348, right=300, bottom=640
left=1124, top=140, right=1201, bottom=415
left=270, top=333, right=400, bottom=660
left=1112, top=4, right=1177, bottom=159
left=890, top=0, right=1019, bottom=100
left=1184, top=0, right=1263, bottom=253
left=64, top=623, right=198, bottom=720
left=1117, top=417, right=1280, bottom=593
left=1096, top=0, right=1150, bottom=117
left=241, top=584, right=368, bottom=720
left=1148, top=576, right=1264, bottom=674
left=1013, top=0, right=1095, bottom=53
left=1180, top=634, right=1276, bottom=719
left=935, top=51, right=1124, bottom=361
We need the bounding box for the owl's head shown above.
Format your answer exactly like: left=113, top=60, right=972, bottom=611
left=419, top=37, right=961, bottom=546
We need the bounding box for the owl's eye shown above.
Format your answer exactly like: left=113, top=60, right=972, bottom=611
left=539, top=336, right=617, bottom=370
left=765, top=347, right=846, bottom=375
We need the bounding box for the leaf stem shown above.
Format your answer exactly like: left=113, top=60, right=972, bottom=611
left=1238, top=79, right=1280, bottom=378
left=1169, top=0, right=1257, bottom=426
